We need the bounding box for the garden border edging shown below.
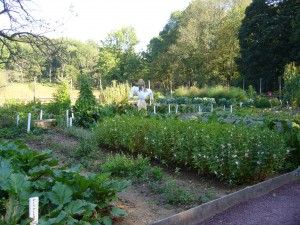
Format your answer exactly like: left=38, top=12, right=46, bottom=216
left=150, top=170, right=298, bottom=225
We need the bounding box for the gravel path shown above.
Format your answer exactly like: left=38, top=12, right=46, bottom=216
left=196, top=181, right=300, bottom=225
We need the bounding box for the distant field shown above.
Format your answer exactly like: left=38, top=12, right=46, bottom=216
left=0, top=83, right=100, bottom=104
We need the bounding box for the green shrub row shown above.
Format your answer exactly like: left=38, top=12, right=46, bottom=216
left=94, top=116, right=289, bottom=185
left=0, top=140, right=129, bottom=224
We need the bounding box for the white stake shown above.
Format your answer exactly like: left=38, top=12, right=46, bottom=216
left=175, top=104, right=178, bottom=113
left=17, top=114, right=20, bottom=126
left=230, top=105, right=233, bottom=113
left=223, top=105, right=226, bottom=111
left=72, top=113, right=74, bottom=119
left=29, top=197, right=39, bottom=225
left=66, top=110, right=69, bottom=127
left=154, top=105, right=156, bottom=114
left=211, top=104, right=213, bottom=112
left=198, top=105, right=202, bottom=113
left=27, top=113, right=31, bottom=133
left=168, top=104, right=171, bottom=114
left=39, top=110, right=43, bottom=120
left=69, top=117, right=72, bottom=127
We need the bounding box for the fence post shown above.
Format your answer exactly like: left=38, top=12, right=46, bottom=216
left=27, top=113, right=31, bottom=133
left=34, top=77, right=36, bottom=102
left=278, top=76, right=282, bottom=100
left=260, top=78, right=262, bottom=96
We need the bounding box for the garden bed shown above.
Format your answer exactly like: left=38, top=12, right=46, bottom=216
left=23, top=128, right=246, bottom=225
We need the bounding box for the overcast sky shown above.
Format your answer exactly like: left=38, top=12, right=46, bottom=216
left=37, top=0, right=191, bottom=51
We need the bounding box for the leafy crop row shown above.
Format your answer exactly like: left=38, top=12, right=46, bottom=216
left=94, top=116, right=289, bottom=185
left=0, top=140, right=129, bottom=224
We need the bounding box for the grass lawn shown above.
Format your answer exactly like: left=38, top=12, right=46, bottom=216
left=0, top=82, right=100, bottom=103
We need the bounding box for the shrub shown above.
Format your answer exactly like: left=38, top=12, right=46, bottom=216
left=74, top=76, right=100, bottom=128
left=254, top=97, right=271, bottom=108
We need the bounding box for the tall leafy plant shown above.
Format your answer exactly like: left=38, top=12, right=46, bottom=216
left=74, top=76, right=100, bottom=128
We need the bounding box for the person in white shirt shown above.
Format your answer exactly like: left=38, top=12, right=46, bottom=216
left=129, top=79, right=154, bottom=110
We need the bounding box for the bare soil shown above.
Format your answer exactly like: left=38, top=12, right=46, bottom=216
left=24, top=128, right=245, bottom=225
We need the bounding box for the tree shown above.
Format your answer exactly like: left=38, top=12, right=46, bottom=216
left=98, top=26, right=141, bottom=84
left=0, top=0, right=62, bottom=72
left=236, top=0, right=299, bottom=92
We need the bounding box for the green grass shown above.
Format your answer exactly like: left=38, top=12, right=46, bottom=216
left=0, top=82, right=100, bottom=103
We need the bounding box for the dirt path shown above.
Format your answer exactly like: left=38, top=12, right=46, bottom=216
left=196, top=181, right=300, bottom=225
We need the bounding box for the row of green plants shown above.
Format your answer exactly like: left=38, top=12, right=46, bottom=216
left=27, top=127, right=216, bottom=209
left=173, top=85, right=246, bottom=101
left=0, top=140, right=129, bottom=224
left=156, top=96, right=282, bottom=108
left=93, top=116, right=290, bottom=185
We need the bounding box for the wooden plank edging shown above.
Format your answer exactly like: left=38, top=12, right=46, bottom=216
left=150, top=170, right=298, bottom=225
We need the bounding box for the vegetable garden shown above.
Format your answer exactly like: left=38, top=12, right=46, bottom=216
left=0, top=79, right=299, bottom=224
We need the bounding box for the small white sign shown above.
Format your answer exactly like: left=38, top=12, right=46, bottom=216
left=29, top=197, right=39, bottom=224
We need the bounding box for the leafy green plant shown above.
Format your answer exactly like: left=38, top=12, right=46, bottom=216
left=49, top=78, right=71, bottom=115
left=94, top=116, right=289, bottom=185
left=283, top=63, right=300, bottom=108
left=0, top=140, right=129, bottom=224
left=74, top=76, right=100, bottom=128
left=101, top=154, right=151, bottom=184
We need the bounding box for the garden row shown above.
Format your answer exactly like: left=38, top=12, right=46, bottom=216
left=94, top=116, right=290, bottom=185
left=156, top=96, right=282, bottom=108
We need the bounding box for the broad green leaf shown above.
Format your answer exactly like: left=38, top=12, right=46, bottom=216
left=64, top=199, right=89, bottom=215
left=0, top=160, right=13, bottom=190
left=9, top=173, right=31, bottom=203
left=48, top=182, right=73, bottom=207
left=103, top=216, right=112, bottom=225
left=110, top=207, right=128, bottom=217
left=39, top=210, right=69, bottom=225
left=4, top=195, right=26, bottom=224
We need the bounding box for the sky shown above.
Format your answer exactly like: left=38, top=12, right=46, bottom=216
left=37, top=0, right=192, bottom=51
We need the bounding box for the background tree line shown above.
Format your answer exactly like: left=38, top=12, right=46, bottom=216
left=0, top=0, right=299, bottom=94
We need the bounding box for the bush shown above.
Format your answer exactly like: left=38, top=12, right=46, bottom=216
left=254, top=97, right=271, bottom=108
left=74, top=76, right=100, bottom=128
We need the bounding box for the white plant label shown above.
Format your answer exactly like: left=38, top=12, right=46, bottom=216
left=29, top=197, right=39, bottom=224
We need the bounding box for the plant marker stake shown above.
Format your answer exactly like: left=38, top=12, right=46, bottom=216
left=29, top=197, right=39, bottom=225
left=66, top=110, right=69, bottom=127
left=154, top=105, right=156, bottom=114
left=230, top=105, right=233, bottom=113
left=223, top=105, right=226, bottom=111
left=72, top=113, right=74, bottom=119
left=168, top=104, right=171, bottom=114
left=211, top=104, right=213, bottom=112
left=39, top=110, right=43, bottom=120
left=175, top=104, right=178, bottom=113
left=199, top=106, right=201, bottom=113
left=17, top=114, right=20, bottom=126
left=70, top=117, right=72, bottom=127
left=27, top=113, right=31, bottom=133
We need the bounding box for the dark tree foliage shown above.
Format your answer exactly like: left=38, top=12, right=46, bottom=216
left=236, top=0, right=299, bottom=92
left=0, top=0, right=58, bottom=66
